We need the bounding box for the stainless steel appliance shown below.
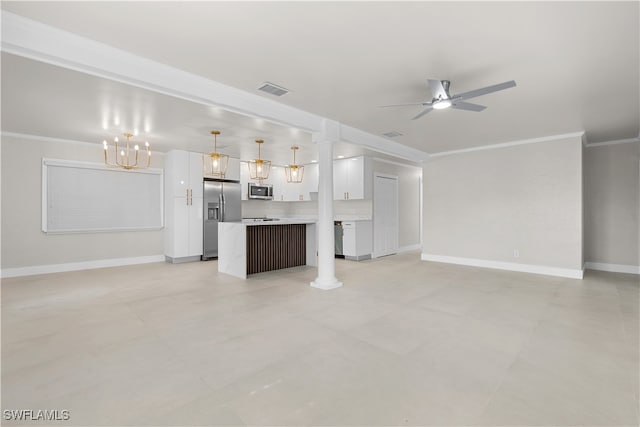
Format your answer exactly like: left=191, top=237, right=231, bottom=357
left=248, top=182, right=273, bottom=200
left=203, top=178, right=242, bottom=260
left=334, top=221, right=344, bottom=258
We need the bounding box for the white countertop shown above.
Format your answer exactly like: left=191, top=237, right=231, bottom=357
left=334, top=215, right=372, bottom=221
left=237, top=218, right=317, bottom=225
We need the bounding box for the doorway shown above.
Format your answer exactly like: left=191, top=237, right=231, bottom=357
left=373, top=174, right=399, bottom=258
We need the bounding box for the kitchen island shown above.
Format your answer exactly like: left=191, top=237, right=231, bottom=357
left=218, top=219, right=317, bottom=279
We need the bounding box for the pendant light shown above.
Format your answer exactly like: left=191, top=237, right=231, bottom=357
left=285, top=146, right=304, bottom=183
left=102, top=132, right=151, bottom=170
left=203, top=130, right=229, bottom=178
left=248, top=139, right=271, bottom=181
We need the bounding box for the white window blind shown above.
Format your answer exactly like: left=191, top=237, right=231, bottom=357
left=42, top=158, right=163, bottom=233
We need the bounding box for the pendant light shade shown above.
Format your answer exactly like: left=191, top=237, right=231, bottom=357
left=248, top=139, right=271, bottom=181
left=203, top=130, right=229, bottom=178
left=285, top=146, right=304, bottom=183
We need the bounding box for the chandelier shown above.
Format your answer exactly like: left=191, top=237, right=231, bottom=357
left=102, top=133, right=151, bottom=170
left=203, top=130, right=229, bottom=178
left=285, top=146, right=304, bottom=183
left=248, top=139, right=271, bottom=181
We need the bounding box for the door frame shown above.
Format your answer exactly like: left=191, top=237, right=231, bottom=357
left=373, top=172, right=399, bottom=258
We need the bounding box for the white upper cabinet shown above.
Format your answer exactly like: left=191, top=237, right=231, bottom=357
left=333, top=156, right=371, bottom=200
left=166, top=150, right=203, bottom=199
left=302, top=163, right=319, bottom=200
left=224, top=157, right=241, bottom=182
left=240, top=161, right=249, bottom=200
left=188, top=152, right=203, bottom=198
left=270, top=164, right=318, bottom=202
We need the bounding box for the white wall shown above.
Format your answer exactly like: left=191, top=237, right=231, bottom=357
left=1, top=135, right=164, bottom=274
left=422, top=135, right=583, bottom=277
left=584, top=141, right=640, bottom=269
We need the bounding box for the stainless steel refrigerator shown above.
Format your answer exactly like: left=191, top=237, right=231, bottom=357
left=203, top=178, right=242, bottom=260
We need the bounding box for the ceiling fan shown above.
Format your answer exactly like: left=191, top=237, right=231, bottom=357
left=381, top=79, right=516, bottom=120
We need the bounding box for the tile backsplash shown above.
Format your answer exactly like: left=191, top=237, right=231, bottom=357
left=242, top=199, right=372, bottom=220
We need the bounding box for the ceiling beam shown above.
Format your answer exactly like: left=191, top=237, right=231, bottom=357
left=1, top=11, right=429, bottom=161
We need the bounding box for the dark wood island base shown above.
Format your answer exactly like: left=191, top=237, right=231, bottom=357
left=246, top=224, right=306, bottom=274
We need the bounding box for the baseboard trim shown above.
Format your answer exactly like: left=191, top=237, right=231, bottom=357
left=1, top=255, right=165, bottom=278
left=165, top=255, right=202, bottom=264
left=584, top=262, right=640, bottom=275
left=398, top=244, right=422, bottom=253
left=421, top=253, right=584, bottom=279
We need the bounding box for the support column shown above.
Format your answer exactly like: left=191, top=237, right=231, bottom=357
left=311, top=120, right=343, bottom=290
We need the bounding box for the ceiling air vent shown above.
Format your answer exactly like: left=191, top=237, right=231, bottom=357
left=382, top=131, right=403, bottom=138
left=257, top=82, right=289, bottom=97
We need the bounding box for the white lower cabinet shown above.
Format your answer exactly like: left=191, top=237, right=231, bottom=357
left=342, top=220, right=372, bottom=260
left=165, top=196, right=203, bottom=262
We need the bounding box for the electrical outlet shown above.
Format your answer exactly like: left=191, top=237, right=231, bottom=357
left=513, top=249, right=520, bottom=258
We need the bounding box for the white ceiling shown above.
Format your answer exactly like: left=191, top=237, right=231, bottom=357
left=1, top=1, right=639, bottom=158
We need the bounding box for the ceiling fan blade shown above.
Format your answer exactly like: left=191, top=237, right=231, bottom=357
left=454, top=80, right=516, bottom=101
left=411, top=106, right=434, bottom=120
left=378, top=102, right=427, bottom=108
left=428, top=79, right=448, bottom=100
left=451, top=101, right=486, bottom=112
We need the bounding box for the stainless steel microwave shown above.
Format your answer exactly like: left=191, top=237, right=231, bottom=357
left=248, top=182, right=273, bottom=200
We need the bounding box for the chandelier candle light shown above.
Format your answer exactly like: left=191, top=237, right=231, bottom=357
left=248, top=139, right=271, bottom=182
left=285, top=146, right=304, bottom=183
left=103, top=133, right=150, bottom=170
left=203, top=130, right=229, bottom=178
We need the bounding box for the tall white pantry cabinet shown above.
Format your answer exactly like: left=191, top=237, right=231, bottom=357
left=164, top=150, right=204, bottom=262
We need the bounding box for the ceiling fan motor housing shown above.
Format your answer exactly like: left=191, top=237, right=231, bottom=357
left=441, top=80, right=451, bottom=96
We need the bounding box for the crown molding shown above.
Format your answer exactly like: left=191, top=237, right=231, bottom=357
left=1, top=131, right=167, bottom=155
left=429, top=131, right=585, bottom=158
left=584, top=136, right=640, bottom=148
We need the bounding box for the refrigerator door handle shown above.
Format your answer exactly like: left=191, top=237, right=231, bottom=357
left=219, top=193, right=225, bottom=222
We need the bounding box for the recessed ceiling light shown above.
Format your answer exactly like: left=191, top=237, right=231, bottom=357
left=311, top=160, right=317, bottom=163
left=337, top=155, right=344, bottom=159
left=257, top=82, right=289, bottom=97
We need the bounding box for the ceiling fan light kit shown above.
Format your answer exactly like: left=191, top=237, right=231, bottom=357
left=432, top=99, right=452, bottom=110
left=381, top=78, right=516, bottom=119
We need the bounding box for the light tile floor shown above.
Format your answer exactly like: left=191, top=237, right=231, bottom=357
left=1, top=252, right=638, bottom=426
